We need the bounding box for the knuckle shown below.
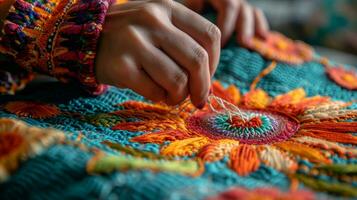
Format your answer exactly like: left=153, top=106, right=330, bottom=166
left=140, top=3, right=170, bottom=27
left=155, top=0, right=173, bottom=7
left=141, top=3, right=159, bottom=17
left=151, top=0, right=173, bottom=12
left=191, top=47, right=208, bottom=70
left=223, top=0, right=239, bottom=8
left=124, top=25, right=137, bottom=37
left=206, top=24, right=221, bottom=44
left=172, top=72, right=188, bottom=91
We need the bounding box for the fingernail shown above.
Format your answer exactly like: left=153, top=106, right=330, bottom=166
left=197, top=93, right=209, bottom=109
left=197, top=101, right=206, bottom=110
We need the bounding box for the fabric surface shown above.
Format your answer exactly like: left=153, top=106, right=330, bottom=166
left=0, top=31, right=357, bottom=199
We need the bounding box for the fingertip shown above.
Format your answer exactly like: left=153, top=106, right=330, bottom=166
left=193, top=89, right=209, bottom=109
left=236, top=33, right=251, bottom=46
left=258, top=29, right=268, bottom=40
left=196, top=101, right=206, bottom=109
left=150, top=91, right=168, bottom=104
left=221, top=34, right=229, bottom=47
left=195, top=94, right=208, bottom=109
left=254, top=7, right=269, bottom=39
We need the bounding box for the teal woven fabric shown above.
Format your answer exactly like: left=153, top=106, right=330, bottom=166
left=0, top=40, right=356, bottom=199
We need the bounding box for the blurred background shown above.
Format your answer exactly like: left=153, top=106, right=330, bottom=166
left=250, top=0, right=357, bottom=66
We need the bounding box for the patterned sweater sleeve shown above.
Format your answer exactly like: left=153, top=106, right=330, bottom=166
left=0, top=0, right=115, bottom=95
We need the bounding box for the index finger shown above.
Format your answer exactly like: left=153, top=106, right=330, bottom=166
left=171, top=2, right=221, bottom=77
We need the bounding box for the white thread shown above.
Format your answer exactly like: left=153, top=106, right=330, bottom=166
left=207, top=95, right=249, bottom=122
left=173, top=95, right=249, bottom=122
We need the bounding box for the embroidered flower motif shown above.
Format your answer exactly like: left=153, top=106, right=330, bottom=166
left=206, top=187, right=315, bottom=200
left=247, top=32, right=313, bottom=64
left=326, top=65, right=357, bottom=90
left=109, top=81, right=357, bottom=196
left=4, top=101, right=61, bottom=119
left=0, top=118, right=65, bottom=182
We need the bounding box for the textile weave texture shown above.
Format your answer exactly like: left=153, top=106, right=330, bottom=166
left=0, top=33, right=357, bottom=199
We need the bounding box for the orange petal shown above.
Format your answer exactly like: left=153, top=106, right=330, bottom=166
left=131, top=130, right=192, bottom=144
left=112, top=110, right=179, bottom=121
left=259, top=146, right=297, bottom=173
left=276, top=96, right=331, bottom=117
left=270, top=88, right=306, bottom=107
left=116, top=101, right=170, bottom=114
left=299, top=130, right=357, bottom=145
left=161, top=137, right=210, bottom=157
left=247, top=32, right=313, bottom=64
left=229, top=144, right=260, bottom=176
left=275, top=141, right=330, bottom=164
left=241, top=89, right=270, bottom=109
left=226, top=85, right=241, bottom=105
left=211, top=81, right=241, bottom=105
left=112, top=121, right=154, bottom=132
left=301, top=121, right=357, bottom=133
left=112, top=119, right=186, bottom=132
left=4, top=101, right=60, bottom=119
left=292, top=96, right=330, bottom=115
left=326, top=66, right=357, bottom=90
left=198, top=139, right=239, bottom=162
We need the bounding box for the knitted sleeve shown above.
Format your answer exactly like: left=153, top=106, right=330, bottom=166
left=0, top=0, right=114, bottom=95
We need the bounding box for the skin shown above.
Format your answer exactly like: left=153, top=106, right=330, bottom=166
left=0, top=0, right=269, bottom=108
left=96, top=0, right=221, bottom=109
left=184, top=0, right=269, bottom=46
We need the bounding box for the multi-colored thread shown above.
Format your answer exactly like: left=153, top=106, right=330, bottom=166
left=105, top=76, right=357, bottom=196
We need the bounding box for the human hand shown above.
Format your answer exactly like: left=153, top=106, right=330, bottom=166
left=95, top=0, right=221, bottom=108
left=185, top=0, right=269, bottom=46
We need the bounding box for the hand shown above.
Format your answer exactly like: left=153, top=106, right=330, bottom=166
left=95, top=0, right=221, bottom=108
left=185, top=0, right=269, bottom=46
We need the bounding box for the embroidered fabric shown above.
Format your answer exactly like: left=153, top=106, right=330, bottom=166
left=0, top=11, right=356, bottom=200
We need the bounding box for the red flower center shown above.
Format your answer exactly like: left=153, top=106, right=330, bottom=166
left=229, top=116, right=263, bottom=128
left=0, top=132, right=24, bottom=158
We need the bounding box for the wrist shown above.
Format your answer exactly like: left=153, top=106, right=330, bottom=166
left=0, top=0, right=114, bottom=94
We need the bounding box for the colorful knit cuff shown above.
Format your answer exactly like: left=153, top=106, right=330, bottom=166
left=0, top=0, right=113, bottom=95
